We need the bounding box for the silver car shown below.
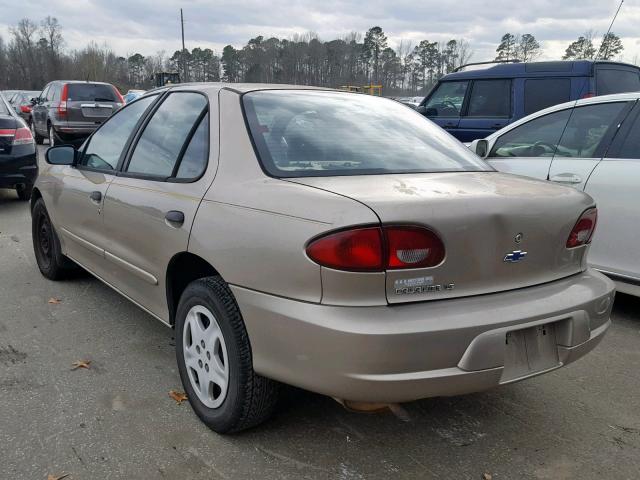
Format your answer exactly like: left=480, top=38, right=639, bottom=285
left=32, top=84, right=615, bottom=433
left=469, top=92, right=640, bottom=297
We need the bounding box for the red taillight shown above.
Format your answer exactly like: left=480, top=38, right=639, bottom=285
left=0, top=127, right=34, bottom=145
left=306, top=227, right=383, bottom=271
left=566, top=208, right=597, bottom=248
left=58, top=84, right=68, bottom=116
left=20, top=105, right=31, bottom=113
left=13, top=126, right=34, bottom=145
left=114, top=87, right=125, bottom=105
left=581, top=92, right=595, bottom=99
left=385, top=226, right=445, bottom=269
left=306, top=225, right=445, bottom=271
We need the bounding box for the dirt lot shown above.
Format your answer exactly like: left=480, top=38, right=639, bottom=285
left=1, top=148, right=639, bottom=479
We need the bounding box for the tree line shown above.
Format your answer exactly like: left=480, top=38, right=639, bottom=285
left=0, top=17, right=631, bottom=95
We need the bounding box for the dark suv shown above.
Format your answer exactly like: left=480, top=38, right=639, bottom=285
left=31, top=80, right=124, bottom=146
left=418, top=60, right=640, bottom=142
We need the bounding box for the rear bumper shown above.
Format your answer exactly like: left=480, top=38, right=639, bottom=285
left=0, top=151, right=38, bottom=188
left=232, top=269, right=615, bottom=402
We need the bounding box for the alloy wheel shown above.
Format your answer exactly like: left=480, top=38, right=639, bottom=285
left=182, top=305, right=229, bottom=408
left=48, top=126, right=55, bottom=146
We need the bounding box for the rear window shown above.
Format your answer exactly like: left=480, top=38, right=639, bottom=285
left=243, top=90, right=491, bottom=177
left=0, top=99, right=8, bottom=115
left=67, top=84, right=119, bottom=102
left=524, top=79, right=571, bottom=115
left=596, top=69, right=640, bottom=95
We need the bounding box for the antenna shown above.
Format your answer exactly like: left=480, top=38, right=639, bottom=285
left=595, top=0, right=624, bottom=60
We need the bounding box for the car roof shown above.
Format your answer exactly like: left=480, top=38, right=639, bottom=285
left=485, top=91, right=640, bottom=140
left=146, top=82, right=333, bottom=96
left=442, top=60, right=640, bottom=81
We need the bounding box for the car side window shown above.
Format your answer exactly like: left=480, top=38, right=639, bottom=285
left=46, top=86, right=55, bottom=102
left=40, top=86, right=50, bottom=103
left=424, top=81, right=469, bottom=117
left=52, top=85, right=60, bottom=102
left=610, top=112, right=640, bottom=159
left=176, top=112, right=209, bottom=179
left=524, top=79, right=571, bottom=116
left=555, top=102, right=627, bottom=158
left=466, top=79, right=511, bottom=118
left=80, top=95, right=156, bottom=171
left=126, top=92, right=207, bottom=178
left=489, top=109, right=572, bottom=158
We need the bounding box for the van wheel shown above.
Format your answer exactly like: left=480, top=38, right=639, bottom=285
left=31, top=120, right=44, bottom=145
left=31, top=198, right=78, bottom=280
left=175, top=277, right=279, bottom=433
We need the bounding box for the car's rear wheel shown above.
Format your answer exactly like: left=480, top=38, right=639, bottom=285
left=32, top=198, right=78, bottom=280
left=175, top=277, right=279, bottom=433
left=31, top=120, right=44, bottom=145
left=16, top=183, right=32, bottom=201
left=48, top=125, right=57, bottom=146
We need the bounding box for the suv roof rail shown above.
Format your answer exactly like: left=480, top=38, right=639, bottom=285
left=453, top=59, right=521, bottom=72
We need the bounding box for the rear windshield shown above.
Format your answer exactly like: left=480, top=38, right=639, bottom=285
left=0, top=99, right=8, bottom=115
left=67, top=84, right=119, bottom=102
left=596, top=69, right=640, bottom=95
left=243, top=91, right=491, bottom=177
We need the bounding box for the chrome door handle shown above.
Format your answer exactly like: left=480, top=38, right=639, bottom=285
left=89, top=191, right=102, bottom=203
left=550, top=173, right=582, bottom=184
left=165, top=210, right=184, bottom=227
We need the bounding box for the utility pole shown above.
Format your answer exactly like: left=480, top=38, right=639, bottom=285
left=180, top=8, right=187, bottom=82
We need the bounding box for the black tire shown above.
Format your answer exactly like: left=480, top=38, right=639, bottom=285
left=16, top=184, right=32, bottom=201
left=175, top=277, right=279, bottom=433
left=48, top=124, right=60, bottom=146
left=31, top=198, right=78, bottom=280
left=31, top=120, right=44, bottom=145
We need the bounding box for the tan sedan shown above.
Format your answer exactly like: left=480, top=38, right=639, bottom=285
left=31, top=84, right=615, bottom=433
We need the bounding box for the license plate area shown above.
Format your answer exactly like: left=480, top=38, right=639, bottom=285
left=501, top=323, right=559, bottom=383
left=81, top=107, right=111, bottom=117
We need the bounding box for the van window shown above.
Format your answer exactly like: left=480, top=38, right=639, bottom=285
left=489, top=109, right=572, bottom=158
left=596, top=69, right=640, bottom=95
left=555, top=102, right=627, bottom=158
left=466, top=79, right=511, bottom=117
left=424, top=81, right=469, bottom=117
left=524, top=79, right=571, bottom=115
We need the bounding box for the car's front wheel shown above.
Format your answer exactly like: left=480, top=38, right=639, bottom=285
left=175, top=277, right=279, bottom=433
left=32, top=198, right=78, bottom=280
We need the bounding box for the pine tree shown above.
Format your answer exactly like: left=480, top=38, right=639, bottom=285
left=597, top=32, right=624, bottom=60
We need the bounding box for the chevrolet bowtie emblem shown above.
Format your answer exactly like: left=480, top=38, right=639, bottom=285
left=504, top=250, right=528, bottom=263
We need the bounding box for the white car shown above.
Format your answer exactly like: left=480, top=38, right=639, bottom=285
left=469, top=92, right=640, bottom=296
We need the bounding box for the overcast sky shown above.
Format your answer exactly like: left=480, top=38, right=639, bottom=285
left=1, top=0, right=639, bottom=63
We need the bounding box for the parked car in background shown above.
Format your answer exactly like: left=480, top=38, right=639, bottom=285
left=32, top=84, right=614, bottom=433
left=8, top=90, right=41, bottom=125
left=469, top=92, right=640, bottom=296
left=418, top=60, right=640, bottom=142
left=394, top=96, right=424, bottom=109
left=31, top=80, right=124, bottom=146
left=123, top=89, right=146, bottom=103
left=0, top=93, right=37, bottom=200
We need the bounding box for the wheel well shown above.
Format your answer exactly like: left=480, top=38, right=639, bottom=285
left=30, top=187, right=42, bottom=212
left=166, top=252, right=219, bottom=326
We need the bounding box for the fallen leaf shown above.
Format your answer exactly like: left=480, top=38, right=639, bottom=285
left=71, top=360, right=91, bottom=370
left=483, top=474, right=493, bottom=480
left=48, top=298, right=61, bottom=304
left=169, top=390, right=188, bottom=404
left=47, top=474, right=69, bottom=480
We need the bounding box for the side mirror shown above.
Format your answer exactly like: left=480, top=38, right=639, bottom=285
left=45, top=145, right=76, bottom=166
left=415, top=105, right=426, bottom=115
left=29, top=97, right=37, bottom=105
left=475, top=139, right=489, bottom=158
left=425, top=107, right=438, bottom=117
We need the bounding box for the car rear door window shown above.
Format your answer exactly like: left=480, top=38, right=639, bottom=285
left=489, top=109, right=572, bottom=158
left=596, top=69, right=640, bottom=95
left=176, top=113, right=209, bottom=179
left=68, top=84, right=119, bottom=102
left=555, top=102, right=627, bottom=158
left=424, top=81, right=469, bottom=117
left=81, top=95, right=156, bottom=171
left=466, top=79, right=511, bottom=117
left=610, top=111, right=640, bottom=159
left=524, top=79, right=571, bottom=115
left=126, top=92, right=208, bottom=178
